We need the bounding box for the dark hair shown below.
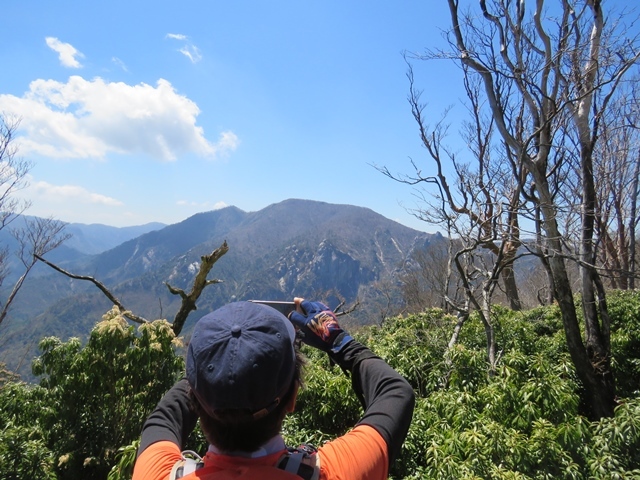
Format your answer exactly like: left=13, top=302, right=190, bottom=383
left=189, top=349, right=305, bottom=452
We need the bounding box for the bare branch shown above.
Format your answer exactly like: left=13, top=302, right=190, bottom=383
left=35, top=240, right=229, bottom=336
left=0, top=217, right=70, bottom=327
left=167, top=240, right=229, bottom=335
left=334, top=299, right=359, bottom=317
left=34, top=253, right=150, bottom=325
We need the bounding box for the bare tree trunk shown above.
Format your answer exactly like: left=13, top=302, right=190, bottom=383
left=447, top=312, right=467, bottom=351
left=534, top=205, right=556, bottom=305
left=571, top=0, right=616, bottom=417
left=442, top=310, right=468, bottom=388
left=166, top=241, right=228, bottom=335
left=501, top=261, right=522, bottom=311
left=481, top=291, right=497, bottom=373
left=538, top=169, right=615, bottom=418
left=630, top=151, right=640, bottom=289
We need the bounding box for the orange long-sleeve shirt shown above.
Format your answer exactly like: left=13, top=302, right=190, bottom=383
left=133, top=341, right=414, bottom=480
left=133, top=424, right=388, bottom=480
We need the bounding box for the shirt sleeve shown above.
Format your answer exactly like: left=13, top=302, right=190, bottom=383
left=317, top=425, right=388, bottom=480
left=133, top=378, right=199, bottom=480
left=132, top=441, right=182, bottom=480
left=329, top=340, right=415, bottom=468
left=136, top=378, right=198, bottom=455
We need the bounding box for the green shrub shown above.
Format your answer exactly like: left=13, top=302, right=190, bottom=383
left=607, top=290, right=640, bottom=398
left=3, top=292, right=640, bottom=479
left=0, top=421, right=57, bottom=480
left=352, top=298, right=640, bottom=478
left=0, top=307, right=184, bottom=480
left=360, top=309, right=456, bottom=395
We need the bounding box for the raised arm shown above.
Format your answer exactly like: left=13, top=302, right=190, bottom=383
left=289, top=299, right=415, bottom=471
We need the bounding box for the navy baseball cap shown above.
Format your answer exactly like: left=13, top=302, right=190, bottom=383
left=186, top=301, right=297, bottom=420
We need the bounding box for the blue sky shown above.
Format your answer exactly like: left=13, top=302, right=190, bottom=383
left=1, top=1, right=468, bottom=231
left=9, top=1, right=629, bottom=232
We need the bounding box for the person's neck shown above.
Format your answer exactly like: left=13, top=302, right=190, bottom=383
left=208, top=434, right=286, bottom=458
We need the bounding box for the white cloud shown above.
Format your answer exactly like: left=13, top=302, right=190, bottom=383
left=30, top=181, right=123, bottom=206
left=18, top=179, right=135, bottom=225
left=0, top=76, right=238, bottom=161
left=166, top=33, right=187, bottom=41
left=45, top=37, right=84, bottom=68
left=166, top=33, right=202, bottom=63
left=111, top=57, right=128, bottom=72
left=217, top=132, right=240, bottom=151
left=179, top=45, right=202, bottom=64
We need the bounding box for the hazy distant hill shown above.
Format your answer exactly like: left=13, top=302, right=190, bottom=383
left=64, top=221, right=166, bottom=255
left=0, top=199, right=441, bottom=380
left=0, top=216, right=166, bottom=285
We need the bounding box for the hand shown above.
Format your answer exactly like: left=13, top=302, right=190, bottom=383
left=288, top=298, right=352, bottom=353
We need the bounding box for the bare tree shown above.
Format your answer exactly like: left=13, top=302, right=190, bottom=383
left=0, top=217, right=70, bottom=326
left=37, top=241, right=229, bottom=336
left=431, top=0, right=640, bottom=418
left=589, top=80, right=640, bottom=289
left=0, top=116, right=31, bottom=230
left=400, top=239, right=454, bottom=312
left=383, top=64, right=525, bottom=311
left=372, top=277, right=401, bottom=323
left=380, top=63, right=529, bottom=372
left=0, top=115, right=69, bottom=328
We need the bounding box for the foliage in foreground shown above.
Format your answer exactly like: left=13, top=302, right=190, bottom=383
left=354, top=295, right=640, bottom=479
left=0, top=307, right=184, bottom=480
left=1, top=291, right=640, bottom=479
left=288, top=292, right=640, bottom=479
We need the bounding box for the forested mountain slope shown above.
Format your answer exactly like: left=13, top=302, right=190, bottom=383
left=0, top=199, right=439, bottom=379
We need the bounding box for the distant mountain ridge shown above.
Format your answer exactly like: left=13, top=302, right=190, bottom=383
left=0, top=199, right=442, bottom=380
left=64, top=221, right=166, bottom=255
left=0, top=216, right=166, bottom=284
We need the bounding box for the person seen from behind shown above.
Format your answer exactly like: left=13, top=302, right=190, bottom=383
left=132, top=298, right=415, bottom=479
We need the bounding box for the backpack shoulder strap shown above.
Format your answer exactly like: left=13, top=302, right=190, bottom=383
left=170, top=451, right=204, bottom=480
left=171, top=446, right=320, bottom=480
left=276, top=445, right=320, bottom=480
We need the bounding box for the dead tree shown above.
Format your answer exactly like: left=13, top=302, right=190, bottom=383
left=34, top=254, right=150, bottom=325
left=589, top=82, right=640, bottom=289
left=436, top=0, right=640, bottom=418
left=382, top=65, right=524, bottom=313
left=165, top=241, right=228, bottom=335
left=380, top=65, right=527, bottom=373
left=37, top=241, right=229, bottom=336
left=0, top=115, right=70, bottom=328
